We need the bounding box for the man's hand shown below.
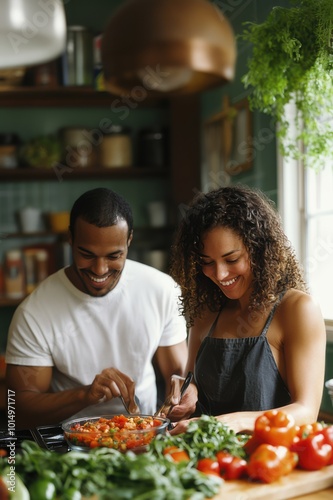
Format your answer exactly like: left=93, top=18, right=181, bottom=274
left=87, top=367, right=139, bottom=413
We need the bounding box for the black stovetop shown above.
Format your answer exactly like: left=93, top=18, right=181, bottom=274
left=0, top=425, right=69, bottom=453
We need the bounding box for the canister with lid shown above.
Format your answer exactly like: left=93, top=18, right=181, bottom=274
left=61, top=127, right=97, bottom=168
left=4, top=250, right=25, bottom=299
left=99, top=126, right=132, bottom=168
left=63, top=26, right=93, bottom=86
left=23, top=249, right=37, bottom=294
left=138, top=128, right=169, bottom=168
left=0, top=133, right=20, bottom=169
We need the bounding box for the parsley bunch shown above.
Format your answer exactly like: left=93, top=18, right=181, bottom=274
left=151, top=415, right=248, bottom=461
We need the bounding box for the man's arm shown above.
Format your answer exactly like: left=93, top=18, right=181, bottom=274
left=6, top=365, right=90, bottom=429
left=6, top=364, right=140, bottom=429
left=154, top=340, right=200, bottom=420
left=168, top=309, right=216, bottom=420
left=154, top=340, right=187, bottom=397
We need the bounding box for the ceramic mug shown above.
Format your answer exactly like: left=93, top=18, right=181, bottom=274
left=147, top=201, right=168, bottom=227
left=19, top=207, right=42, bottom=233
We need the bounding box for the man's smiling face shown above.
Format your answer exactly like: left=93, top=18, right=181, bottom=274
left=67, top=217, right=132, bottom=297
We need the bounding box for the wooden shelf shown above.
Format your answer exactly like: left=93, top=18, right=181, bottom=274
left=3, top=226, right=173, bottom=240
left=0, top=86, right=168, bottom=108
left=3, top=230, right=67, bottom=239
left=0, top=296, right=26, bottom=307
left=0, top=166, right=168, bottom=182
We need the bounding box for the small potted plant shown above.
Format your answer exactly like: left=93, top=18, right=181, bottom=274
left=21, top=134, right=62, bottom=169
left=240, top=0, right=333, bottom=169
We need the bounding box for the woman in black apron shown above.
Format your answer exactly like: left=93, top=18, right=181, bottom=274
left=169, top=185, right=326, bottom=434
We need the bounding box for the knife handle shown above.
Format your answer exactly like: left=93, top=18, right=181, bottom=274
left=179, top=371, right=193, bottom=402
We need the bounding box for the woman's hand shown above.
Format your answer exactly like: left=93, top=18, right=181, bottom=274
left=168, top=382, right=198, bottom=421
left=169, top=417, right=199, bottom=435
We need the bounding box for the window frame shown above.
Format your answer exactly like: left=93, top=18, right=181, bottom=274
left=277, top=101, right=333, bottom=338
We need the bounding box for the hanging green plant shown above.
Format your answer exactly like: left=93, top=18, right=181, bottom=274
left=240, top=0, right=333, bottom=169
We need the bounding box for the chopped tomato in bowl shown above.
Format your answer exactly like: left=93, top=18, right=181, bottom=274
left=62, top=414, right=169, bottom=452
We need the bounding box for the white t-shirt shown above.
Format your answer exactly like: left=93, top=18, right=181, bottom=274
left=6, top=259, right=187, bottom=418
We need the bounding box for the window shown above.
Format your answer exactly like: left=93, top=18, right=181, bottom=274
left=278, top=102, right=333, bottom=325
left=305, top=166, right=333, bottom=321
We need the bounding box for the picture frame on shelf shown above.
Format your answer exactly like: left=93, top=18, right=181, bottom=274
left=202, top=95, right=253, bottom=190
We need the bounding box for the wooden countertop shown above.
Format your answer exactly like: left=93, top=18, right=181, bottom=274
left=295, top=488, right=333, bottom=499
left=83, top=487, right=333, bottom=500
left=210, top=465, right=333, bottom=500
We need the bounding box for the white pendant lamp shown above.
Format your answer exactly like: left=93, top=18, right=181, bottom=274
left=101, top=0, right=236, bottom=96
left=0, top=0, right=66, bottom=69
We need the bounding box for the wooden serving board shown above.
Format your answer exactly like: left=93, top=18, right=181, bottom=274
left=212, top=465, right=333, bottom=500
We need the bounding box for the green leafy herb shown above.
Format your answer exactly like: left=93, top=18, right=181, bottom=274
left=240, top=0, right=333, bottom=170
left=1, top=433, right=222, bottom=500
left=151, top=414, right=248, bottom=462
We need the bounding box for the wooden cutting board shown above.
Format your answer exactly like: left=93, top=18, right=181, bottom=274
left=212, top=465, right=333, bottom=500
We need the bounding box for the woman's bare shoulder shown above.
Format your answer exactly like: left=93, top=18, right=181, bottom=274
left=280, top=289, right=321, bottom=313
left=278, top=289, right=326, bottom=337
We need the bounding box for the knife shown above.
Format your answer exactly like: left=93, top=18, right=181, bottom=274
left=154, top=371, right=193, bottom=417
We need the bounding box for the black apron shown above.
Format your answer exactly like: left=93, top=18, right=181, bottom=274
left=193, top=298, right=291, bottom=416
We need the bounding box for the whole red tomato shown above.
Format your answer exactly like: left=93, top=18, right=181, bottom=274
left=225, top=457, right=248, bottom=480
left=216, top=451, right=247, bottom=480
left=196, top=457, right=220, bottom=476
left=216, top=451, right=233, bottom=469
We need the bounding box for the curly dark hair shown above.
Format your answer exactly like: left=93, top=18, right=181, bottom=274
left=170, top=185, right=307, bottom=327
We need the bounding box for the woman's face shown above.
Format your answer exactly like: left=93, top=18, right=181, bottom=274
left=199, top=226, right=253, bottom=300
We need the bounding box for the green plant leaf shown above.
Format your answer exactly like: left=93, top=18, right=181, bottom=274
left=240, top=0, right=333, bottom=169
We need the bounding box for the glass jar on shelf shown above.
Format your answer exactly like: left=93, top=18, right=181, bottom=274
left=4, top=249, right=25, bottom=299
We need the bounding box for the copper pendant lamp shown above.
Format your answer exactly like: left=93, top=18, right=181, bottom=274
left=101, top=0, right=236, bottom=96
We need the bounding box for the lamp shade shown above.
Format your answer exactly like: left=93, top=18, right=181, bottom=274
left=0, top=0, right=66, bottom=69
left=101, top=0, right=236, bottom=95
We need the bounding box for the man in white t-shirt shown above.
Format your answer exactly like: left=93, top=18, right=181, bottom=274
left=6, top=188, right=188, bottom=429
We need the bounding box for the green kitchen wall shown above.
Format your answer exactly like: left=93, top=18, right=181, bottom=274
left=202, top=0, right=291, bottom=203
